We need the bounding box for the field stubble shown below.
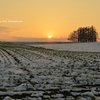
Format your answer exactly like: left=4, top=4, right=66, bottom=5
left=0, top=43, right=100, bottom=100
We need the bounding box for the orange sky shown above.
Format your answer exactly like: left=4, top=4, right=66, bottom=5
left=0, top=0, right=100, bottom=42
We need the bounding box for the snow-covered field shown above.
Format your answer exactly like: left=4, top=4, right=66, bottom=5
left=0, top=42, right=100, bottom=100
left=30, top=42, right=100, bottom=52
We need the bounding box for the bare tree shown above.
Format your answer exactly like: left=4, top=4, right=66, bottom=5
left=68, top=26, right=98, bottom=42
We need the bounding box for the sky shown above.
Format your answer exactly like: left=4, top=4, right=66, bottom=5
left=0, top=0, right=100, bottom=42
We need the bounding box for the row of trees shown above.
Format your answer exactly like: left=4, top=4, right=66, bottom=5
left=68, top=26, right=98, bottom=42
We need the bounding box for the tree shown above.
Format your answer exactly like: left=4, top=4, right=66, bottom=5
left=68, top=26, right=98, bottom=42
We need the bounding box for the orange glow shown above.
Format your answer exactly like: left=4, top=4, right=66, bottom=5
left=0, top=0, right=100, bottom=41
left=48, top=36, right=52, bottom=38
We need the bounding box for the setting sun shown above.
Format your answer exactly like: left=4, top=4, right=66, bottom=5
left=0, top=0, right=100, bottom=42
left=48, top=36, right=52, bottom=38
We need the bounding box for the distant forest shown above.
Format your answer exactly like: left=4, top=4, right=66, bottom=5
left=68, top=26, right=98, bottom=42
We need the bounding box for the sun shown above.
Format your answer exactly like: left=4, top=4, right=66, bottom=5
left=48, top=36, right=52, bottom=38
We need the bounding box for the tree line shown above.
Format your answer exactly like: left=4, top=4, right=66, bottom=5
left=68, top=26, right=98, bottom=42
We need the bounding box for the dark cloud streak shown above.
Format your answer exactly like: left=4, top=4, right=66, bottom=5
left=13, top=37, right=67, bottom=42
left=0, top=26, right=11, bottom=33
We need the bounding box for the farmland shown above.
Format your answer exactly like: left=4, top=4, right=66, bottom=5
left=0, top=42, right=100, bottom=100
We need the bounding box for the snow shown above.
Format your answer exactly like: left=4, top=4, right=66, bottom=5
left=0, top=42, right=100, bottom=99
left=30, top=42, right=100, bottom=52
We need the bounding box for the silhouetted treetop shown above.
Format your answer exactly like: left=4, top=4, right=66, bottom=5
left=68, top=26, right=98, bottom=42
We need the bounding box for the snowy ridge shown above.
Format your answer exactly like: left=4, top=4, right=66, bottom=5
left=30, top=42, right=100, bottom=52
left=0, top=44, right=100, bottom=99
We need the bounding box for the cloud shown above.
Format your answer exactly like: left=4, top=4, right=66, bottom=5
left=0, top=26, right=11, bottom=33
left=0, top=26, right=68, bottom=42
left=0, top=26, right=15, bottom=41
left=13, top=37, right=67, bottom=42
